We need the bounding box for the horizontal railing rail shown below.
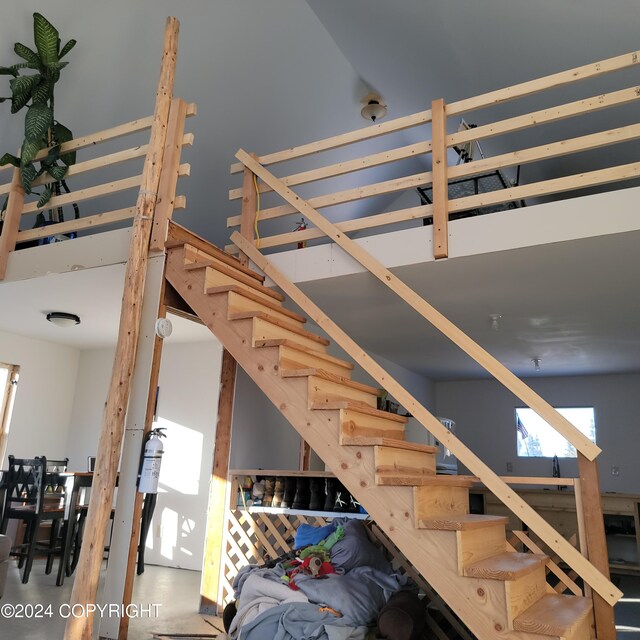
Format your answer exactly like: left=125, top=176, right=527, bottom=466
left=226, top=50, right=640, bottom=257
left=0, top=100, right=195, bottom=280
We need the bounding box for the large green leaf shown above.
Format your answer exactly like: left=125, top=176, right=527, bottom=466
left=0, top=153, right=20, bottom=167
left=37, top=183, right=53, bottom=208
left=25, top=103, right=53, bottom=142
left=9, top=73, right=40, bottom=97
left=33, top=13, right=59, bottom=66
left=59, top=39, right=76, bottom=59
left=54, top=122, right=75, bottom=166
left=31, top=81, right=51, bottom=105
left=14, top=42, right=40, bottom=66
left=20, top=139, right=42, bottom=165
left=47, top=164, right=67, bottom=181
left=20, top=161, right=38, bottom=193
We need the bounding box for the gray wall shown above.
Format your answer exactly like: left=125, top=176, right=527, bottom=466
left=435, top=373, right=640, bottom=493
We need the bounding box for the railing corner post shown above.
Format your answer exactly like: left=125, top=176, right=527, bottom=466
left=431, top=98, right=448, bottom=260
left=239, top=153, right=259, bottom=267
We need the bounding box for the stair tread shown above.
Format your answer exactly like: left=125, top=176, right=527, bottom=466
left=183, top=243, right=265, bottom=281
left=254, top=339, right=354, bottom=369
left=343, top=437, right=435, bottom=453
left=464, top=551, right=548, bottom=581
left=417, top=514, right=508, bottom=531
left=513, top=594, right=592, bottom=636
left=282, top=368, right=378, bottom=395
left=372, top=439, right=438, bottom=454
left=251, top=314, right=330, bottom=346
left=333, top=401, right=408, bottom=423
left=167, top=221, right=238, bottom=263
left=230, top=309, right=306, bottom=327
left=205, top=268, right=285, bottom=302
left=412, top=475, right=476, bottom=487
left=221, top=287, right=307, bottom=322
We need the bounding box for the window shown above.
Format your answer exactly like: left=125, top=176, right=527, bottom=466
left=516, top=407, right=596, bottom=458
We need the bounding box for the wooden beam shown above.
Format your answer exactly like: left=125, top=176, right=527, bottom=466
left=64, top=17, right=179, bottom=640
left=431, top=98, right=448, bottom=259
left=0, top=165, right=25, bottom=280
left=447, top=50, right=640, bottom=117
left=238, top=154, right=258, bottom=266
left=0, top=364, right=19, bottom=468
left=577, top=455, right=616, bottom=640
left=150, top=98, right=189, bottom=252
left=200, top=348, right=237, bottom=614
left=233, top=230, right=620, bottom=607
left=229, top=110, right=432, bottom=174
left=16, top=197, right=186, bottom=243
left=299, top=439, right=311, bottom=471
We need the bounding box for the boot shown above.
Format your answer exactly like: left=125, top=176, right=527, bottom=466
left=272, top=476, right=285, bottom=508
left=292, top=477, right=310, bottom=510
left=262, top=477, right=275, bottom=507
left=281, top=477, right=297, bottom=509
left=309, top=477, right=326, bottom=511
left=348, top=493, right=362, bottom=514
left=323, top=478, right=337, bottom=511
left=333, top=482, right=350, bottom=512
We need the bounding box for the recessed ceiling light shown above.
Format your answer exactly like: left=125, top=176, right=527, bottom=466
left=46, top=312, right=81, bottom=327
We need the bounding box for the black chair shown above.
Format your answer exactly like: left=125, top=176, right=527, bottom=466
left=0, top=456, right=66, bottom=583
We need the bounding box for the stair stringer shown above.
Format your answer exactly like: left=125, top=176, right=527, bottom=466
left=166, top=248, right=579, bottom=640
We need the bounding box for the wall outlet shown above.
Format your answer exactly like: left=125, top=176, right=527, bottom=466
left=611, top=465, right=620, bottom=476
left=506, top=462, right=513, bottom=473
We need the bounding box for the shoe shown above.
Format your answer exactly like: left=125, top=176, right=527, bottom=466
left=262, top=477, right=275, bottom=507
left=309, top=477, right=326, bottom=511
left=281, top=477, right=297, bottom=509
left=323, top=478, right=337, bottom=511
left=333, top=483, right=349, bottom=512
left=348, top=493, right=361, bottom=513
left=272, top=476, right=285, bottom=508
left=292, top=477, right=310, bottom=510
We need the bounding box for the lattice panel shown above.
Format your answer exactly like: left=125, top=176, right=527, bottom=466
left=219, top=509, right=329, bottom=607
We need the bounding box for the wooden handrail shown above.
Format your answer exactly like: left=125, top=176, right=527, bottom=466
left=231, top=229, right=621, bottom=606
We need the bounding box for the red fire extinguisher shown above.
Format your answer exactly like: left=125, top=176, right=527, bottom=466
left=294, top=218, right=307, bottom=249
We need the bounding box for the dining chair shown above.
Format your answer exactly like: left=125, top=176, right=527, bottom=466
left=0, top=456, right=67, bottom=583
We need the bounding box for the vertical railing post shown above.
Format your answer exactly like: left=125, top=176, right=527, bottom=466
left=199, top=347, right=237, bottom=614
left=238, top=154, right=258, bottom=267
left=577, top=454, right=617, bottom=640
left=0, top=162, right=26, bottom=280
left=431, top=98, right=448, bottom=259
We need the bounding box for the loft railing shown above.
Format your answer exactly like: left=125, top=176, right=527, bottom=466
left=227, top=51, right=638, bottom=640
left=226, top=50, right=640, bottom=259
left=0, top=98, right=195, bottom=280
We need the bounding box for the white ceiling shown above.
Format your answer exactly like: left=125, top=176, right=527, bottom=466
left=0, top=1, right=639, bottom=378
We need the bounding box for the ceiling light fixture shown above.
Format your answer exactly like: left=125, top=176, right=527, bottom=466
left=489, top=314, right=502, bottom=331
left=532, top=357, right=541, bottom=372
left=46, top=311, right=81, bottom=327
left=361, top=94, right=387, bottom=123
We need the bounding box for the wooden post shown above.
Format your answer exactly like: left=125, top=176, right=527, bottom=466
left=65, top=17, right=179, bottom=640
left=149, top=98, right=189, bottom=252
left=299, top=440, right=311, bottom=471
left=0, top=163, right=25, bottom=280
left=0, top=364, right=19, bottom=468
left=577, top=454, right=617, bottom=640
left=199, top=348, right=237, bottom=614
left=431, top=98, right=448, bottom=259
left=238, top=155, right=258, bottom=267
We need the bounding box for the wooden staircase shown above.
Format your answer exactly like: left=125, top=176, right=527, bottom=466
left=165, top=227, right=596, bottom=640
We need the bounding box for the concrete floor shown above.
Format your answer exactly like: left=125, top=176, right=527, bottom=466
left=1, top=558, right=223, bottom=639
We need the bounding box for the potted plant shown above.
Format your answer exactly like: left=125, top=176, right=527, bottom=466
left=0, top=12, right=78, bottom=240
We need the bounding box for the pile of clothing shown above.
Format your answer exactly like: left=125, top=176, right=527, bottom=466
left=225, top=519, right=428, bottom=640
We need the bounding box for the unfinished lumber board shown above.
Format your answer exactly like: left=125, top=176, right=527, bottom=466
left=308, top=374, right=376, bottom=409
left=431, top=98, right=448, bottom=259
left=184, top=244, right=264, bottom=281
left=512, top=593, right=593, bottom=637
left=504, top=565, right=547, bottom=629
left=251, top=317, right=328, bottom=352
left=339, top=407, right=406, bottom=445
left=413, top=484, right=470, bottom=521
left=0, top=165, right=25, bottom=280
left=65, top=17, right=180, bottom=640
left=457, top=524, right=507, bottom=573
